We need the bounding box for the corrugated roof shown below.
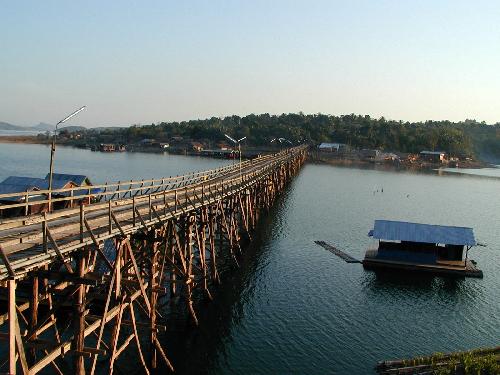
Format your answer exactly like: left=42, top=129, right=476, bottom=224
left=0, top=176, right=72, bottom=195
left=319, top=143, right=343, bottom=148
left=369, top=220, right=476, bottom=246
left=1, top=176, right=46, bottom=187
left=0, top=175, right=101, bottom=202
left=0, top=184, right=40, bottom=201
left=0, top=177, right=45, bottom=201
left=36, top=179, right=74, bottom=191
left=45, top=173, right=90, bottom=186
left=420, top=151, right=445, bottom=155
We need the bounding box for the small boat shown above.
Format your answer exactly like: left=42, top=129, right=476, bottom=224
left=362, top=220, right=483, bottom=278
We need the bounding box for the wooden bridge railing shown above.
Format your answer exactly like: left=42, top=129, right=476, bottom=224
left=0, top=145, right=308, bottom=375
left=0, top=151, right=280, bottom=217
left=0, top=146, right=307, bottom=281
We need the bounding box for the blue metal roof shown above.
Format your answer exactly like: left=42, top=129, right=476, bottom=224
left=0, top=176, right=101, bottom=202
left=0, top=184, right=40, bottom=202
left=36, top=179, right=74, bottom=192
left=1, top=176, right=46, bottom=187
left=45, top=173, right=90, bottom=186
left=0, top=176, right=71, bottom=195
left=369, top=220, right=476, bottom=246
left=0, top=177, right=45, bottom=201
left=420, top=151, right=445, bottom=155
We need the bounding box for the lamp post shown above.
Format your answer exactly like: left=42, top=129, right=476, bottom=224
left=272, top=137, right=292, bottom=151
left=48, top=106, right=86, bottom=211
left=279, top=137, right=293, bottom=146
left=224, top=134, right=246, bottom=180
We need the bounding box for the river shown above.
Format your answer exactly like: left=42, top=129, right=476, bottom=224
left=0, top=143, right=499, bottom=374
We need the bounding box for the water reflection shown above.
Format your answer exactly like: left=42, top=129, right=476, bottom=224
left=362, top=270, right=482, bottom=301
left=158, top=193, right=289, bottom=374
left=2, top=145, right=498, bottom=374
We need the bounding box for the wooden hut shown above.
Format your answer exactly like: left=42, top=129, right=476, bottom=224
left=0, top=175, right=93, bottom=217
left=44, top=173, right=99, bottom=205
left=363, top=220, right=483, bottom=278
left=0, top=177, right=46, bottom=217
left=420, top=151, right=446, bottom=163
left=100, top=143, right=115, bottom=152
left=34, top=178, right=79, bottom=210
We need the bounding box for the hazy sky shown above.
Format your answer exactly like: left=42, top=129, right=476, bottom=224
left=2, top=0, right=500, bottom=127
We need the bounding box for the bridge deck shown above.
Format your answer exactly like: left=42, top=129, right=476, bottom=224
left=0, top=148, right=305, bottom=282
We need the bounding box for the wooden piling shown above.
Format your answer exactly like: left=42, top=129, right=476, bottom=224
left=0, top=146, right=308, bottom=374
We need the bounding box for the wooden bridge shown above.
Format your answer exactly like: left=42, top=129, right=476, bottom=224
left=0, top=146, right=307, bottom=374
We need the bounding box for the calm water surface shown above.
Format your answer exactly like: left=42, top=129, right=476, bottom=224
left=0, top=143, right=231, bottom=182
left=1, top=143, right=499, bottom=374
left=440, top=165, right=500, bottom=178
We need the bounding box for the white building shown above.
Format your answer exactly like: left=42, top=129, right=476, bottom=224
left=318, top=143, right=345, bottom=152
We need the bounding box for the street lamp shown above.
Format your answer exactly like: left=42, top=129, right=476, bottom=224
left=224, top=134, right=246, bottom=179
left=48, top=106, right=86, bottom=211
left=271, top=137, right=292, bottom=151
left=278, top=137, right=293, bottom=145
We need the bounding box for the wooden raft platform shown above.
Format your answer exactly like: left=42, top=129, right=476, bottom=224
left=314, top=241, right=361, bottom=263
left=363, top=256, right=483, bottom=278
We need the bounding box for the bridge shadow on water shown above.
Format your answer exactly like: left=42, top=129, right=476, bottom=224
left=152, top=189, right=292, bottom=374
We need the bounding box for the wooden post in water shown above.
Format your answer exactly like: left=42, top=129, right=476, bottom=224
left=0, top=146, right=307, bottom=375
left=8, top=279, right=16, bottom=375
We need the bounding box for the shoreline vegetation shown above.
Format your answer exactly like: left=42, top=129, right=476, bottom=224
left=0, top=134, right=491, bottom=171
left=1, top=112, right=499, bottom=168
left=309, top=151, right=487, bottom=170
left=376, top=346, right=500, bottom=375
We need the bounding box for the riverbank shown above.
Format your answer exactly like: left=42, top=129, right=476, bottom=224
left=0, top=135, right=49, bottom=144
left=0, top=142, right=498, bottom=374
left=0, top=135, right=490, bottom=169
left=0, top=135, right=278, bottom=159
left=309, top=151, right=488, bottom=170
left=377, top=346, right=500, bottom=374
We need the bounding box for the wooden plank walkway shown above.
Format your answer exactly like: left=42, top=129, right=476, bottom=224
left=0, top=146, right=308, bottom=375
left=314, top=240, right=361, bottom=263
left=0, top=147, right=306, bottom=282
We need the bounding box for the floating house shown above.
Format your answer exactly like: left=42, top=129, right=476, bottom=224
left=420, top=151, right=446, bottom=163
left=191, top=142, right=204, bottom=152
left=200, top=149, right=236, bottom=159
left=318, top=142, right=346, bottom=153
left=361, top=149, right=381, bottom=159
left=363, top=220, right=483, bottom=278
left=100, top=143, right=115, bottom=152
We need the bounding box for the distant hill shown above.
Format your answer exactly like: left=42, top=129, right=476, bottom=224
left=0, top=121, right=55, bottom=134
left=0, top=122, right=21, bottom=131
left=32, top=122, right=55, bottom=131
left=0, top=121, right=123, bottom=134
left=0, top=121, right=55, bottom=132
left=59, top=125, right=86, bottom=133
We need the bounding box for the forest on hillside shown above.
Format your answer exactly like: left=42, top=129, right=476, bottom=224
left=76, top=114, right=500, bottom=161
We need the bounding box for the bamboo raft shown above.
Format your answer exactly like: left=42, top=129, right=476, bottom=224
left=376, top=347, right=500, bottom=374
left=0, top=146, right=307, bottom=375
left=314, top=241, right=361, bottom=263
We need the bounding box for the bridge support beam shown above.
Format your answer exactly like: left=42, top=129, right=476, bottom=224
left=8, top=278, right=16, bottom=375
left=0, top=147, right=307, bottom=374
